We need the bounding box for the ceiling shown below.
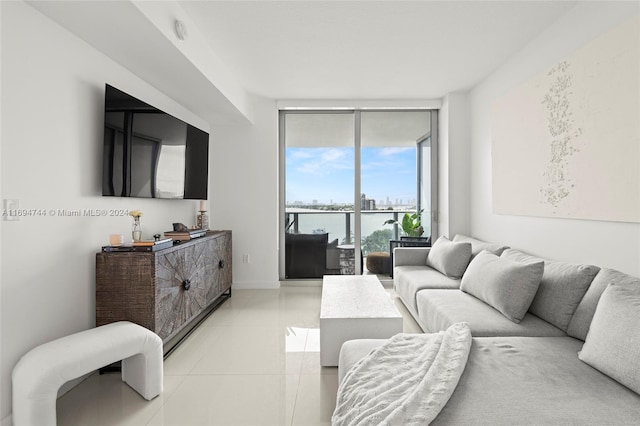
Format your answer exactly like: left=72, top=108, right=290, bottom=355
left=180, top=1, right=577, bottom=100
left=27, top=1, right=579, bottom=123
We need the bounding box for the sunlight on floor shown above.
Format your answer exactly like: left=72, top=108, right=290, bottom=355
left=56, top=286, right=419, bottom=425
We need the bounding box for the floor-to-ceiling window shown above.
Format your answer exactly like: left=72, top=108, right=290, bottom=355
left=279, top=109, right=436, bottom=280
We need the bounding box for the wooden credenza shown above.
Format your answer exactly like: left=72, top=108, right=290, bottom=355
left=96, top=230, right=232, bottom=354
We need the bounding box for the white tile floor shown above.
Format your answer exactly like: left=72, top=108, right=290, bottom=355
left=57, top=285, right=421, bottom=425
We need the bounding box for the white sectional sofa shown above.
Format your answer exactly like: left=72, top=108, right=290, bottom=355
left=336, top=235, right=640, bottom=425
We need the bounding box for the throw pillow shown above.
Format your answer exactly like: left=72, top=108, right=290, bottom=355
left=567, top=268, right=640, bottom=341
left=579, top=283, right=640, bottom=395
left=460, top=251, right=544, bottom=323
left=500, top=249, right=599, bottom=332
left=452, top=234, right=509, bottom=259
left=425, top=236, right=472, bottom=279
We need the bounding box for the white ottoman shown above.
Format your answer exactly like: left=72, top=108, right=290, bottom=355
left=12, top=321, right=163, bottom=426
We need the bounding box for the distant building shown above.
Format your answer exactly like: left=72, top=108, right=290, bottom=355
left=361, top=193, right=376, bottom=210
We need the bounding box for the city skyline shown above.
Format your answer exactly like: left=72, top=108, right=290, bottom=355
left=285, top=146, right=417, bottom=206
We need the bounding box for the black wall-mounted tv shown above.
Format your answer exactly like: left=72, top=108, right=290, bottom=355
left=102, top=84, right=209, bottom=200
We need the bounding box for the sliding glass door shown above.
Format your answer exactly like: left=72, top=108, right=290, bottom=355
left=281, top=112, right=355, bottom=279
left=280, top=109, right=436, bottom=280
left=360, top=111, right=431, bottom=257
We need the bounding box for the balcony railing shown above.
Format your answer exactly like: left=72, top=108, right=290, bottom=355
left=285, top=208, right=426, bottom=255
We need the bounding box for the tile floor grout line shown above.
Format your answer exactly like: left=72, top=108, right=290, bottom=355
left=289, top=321, right=310, bottom=426
left=144, top=374, right=189, bottom=426
left=55, top=287, right=360, bottom=425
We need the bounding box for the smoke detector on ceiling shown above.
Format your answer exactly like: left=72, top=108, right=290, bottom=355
left=175, top=20, right=188, bottom=41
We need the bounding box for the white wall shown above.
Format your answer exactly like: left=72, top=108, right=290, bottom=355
left=438, top=93, right=471, bottom=239
left=0, top=2, right=211, bottom=420
left=468, top=1, right=640, bottom=276
left=210, top=95, right=280, bottom=289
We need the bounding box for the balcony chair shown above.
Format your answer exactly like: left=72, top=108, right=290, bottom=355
left=285, top=232, right=343, bottom=278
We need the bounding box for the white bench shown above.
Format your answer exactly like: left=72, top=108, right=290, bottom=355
left=12, top=321, right=163, bottom=426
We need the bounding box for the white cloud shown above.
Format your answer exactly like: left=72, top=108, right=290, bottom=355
left=378, top=147, right=413, bottom=157
left=294, top=148, right=353, bottom=175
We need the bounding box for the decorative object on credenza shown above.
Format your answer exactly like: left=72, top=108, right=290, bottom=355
left=172, top=222, right=190, bottom=232
left=129, top=210, right=143, bottom=241
left=165, top=225, right=207, bottom=241
left=197, top=200, right=210, bottom=231
left=109, top=234, right=124, bottom=246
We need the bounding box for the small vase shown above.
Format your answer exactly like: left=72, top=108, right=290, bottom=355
left=132, top=217, right=142, bottom=241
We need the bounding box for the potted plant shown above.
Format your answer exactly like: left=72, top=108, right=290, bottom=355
left=383, top=209, right=424, bottom=238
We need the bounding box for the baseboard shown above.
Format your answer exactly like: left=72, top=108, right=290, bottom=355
left=231, top=281, right=281, bottom=289
left=280, top=279, right=323, bottom=287
left=280, top=276, right=393, bottom=287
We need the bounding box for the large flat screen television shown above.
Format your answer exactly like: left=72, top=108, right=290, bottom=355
left=102, top=84, right=209, bottom=199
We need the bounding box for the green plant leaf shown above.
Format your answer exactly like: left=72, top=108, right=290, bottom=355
left=383, top=210, right=425, bottom=237
left=401, top=214, right=414, bottom=233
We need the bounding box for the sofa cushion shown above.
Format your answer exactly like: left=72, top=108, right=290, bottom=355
left=461, top=251, right=544, bottom=323
left=338, top=339, right=386, bottom=384
left=434, top=336, right=640, bottom=425
left=568, top=268, right=640, bottom=341
left=394, top=265, right=461, bottom=316
left=579, top=283, right=640, bottom=395
left=452, top=234, right=509, bottom=259
left=415, top=289, right=565, bottom=337
left=500, top=249, right=599, bottom=332
left=425, top=236, right=472, bottom=279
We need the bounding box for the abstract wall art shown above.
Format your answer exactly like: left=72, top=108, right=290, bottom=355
left=492, top=16, right=639, bottom=223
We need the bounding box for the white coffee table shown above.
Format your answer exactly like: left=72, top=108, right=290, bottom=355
left=320, top=275, right=403, bottom=366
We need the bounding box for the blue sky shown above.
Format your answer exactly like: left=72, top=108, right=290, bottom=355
left=286, top=147, right=417, bottom=205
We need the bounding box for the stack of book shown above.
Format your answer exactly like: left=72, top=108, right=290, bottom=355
left=164, top=228, right=207, bottom=241
left=132, top=238, right=174, bottom=251
left=101, top=245, right=135, bottom=253
left=102, top=238, right=174, bottom=253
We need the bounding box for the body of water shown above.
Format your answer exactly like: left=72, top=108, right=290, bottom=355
left=289, top=210, right=430, bottom=254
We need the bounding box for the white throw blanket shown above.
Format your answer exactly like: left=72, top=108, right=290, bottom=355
left=332, top=322, right=472, bottom=426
